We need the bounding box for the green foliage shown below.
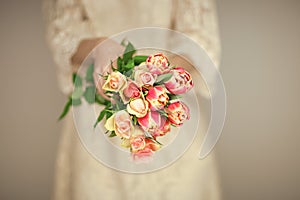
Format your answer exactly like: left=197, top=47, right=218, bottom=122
left=123, top=42, right=136, bottom=64
left=109, top=131, right=117, bottom=137
left=95, top=93, right=106, bottom=105
left=168, top=93, right=182, bottom=101
left=132, top=115, right=138, bottom=125
left=58, top=98, right=72, bottom=120
left=157, top=109, right=168, bottom=118
left=155, top=73, right=173, bottom=85
left=72, top=98, right=82, bottom=106
left=83, top=85, right=96, bottom=104
left=85, top=64, right=94, bottom=83
left=94, top=109, right=106, bottom=128
left=73, top=73, right=82, bottom=87
left=71, top=87, right=84, bottom=99
left=116, top=42, right=137, bottom=74
left=133, top=55, right=148, bottom=65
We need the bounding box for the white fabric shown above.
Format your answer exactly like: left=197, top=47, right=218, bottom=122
left=44, top=0, right=222, bottom=199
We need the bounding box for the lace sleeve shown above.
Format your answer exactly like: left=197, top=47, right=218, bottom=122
left=172, top=0, right=221, bottom=67
left=43, top=0, right=96, bottom=94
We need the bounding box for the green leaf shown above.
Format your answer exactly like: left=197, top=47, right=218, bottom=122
left=115, top=97, right=126, bottom=111
left=168, top=94, right=182, bottom=100
left=73, top=73, right=82, bottom=88
left=120, top=39, right=127, bottom=47
left=124, top=68, right=133, bottom=77
left=109, top=60, right=118, bottom=72
left=155, top=73, right=173, bottom=84
left=83, top=85, right=96, bottom=104
left=124, top=59, right=134, bottom=70
left=157, top=109, right=168, bottom=118
left=72, top=87, right=84, bottom=99
left=72, top=98, right=81, bottom=106
left=58, top=98, right=72, bottom=120
left=94, top=109, right=106, bottom=128
left=86, top=64, right=94, bottom=83
left=123, top=42, right=136, bottom=64
left=109, top=131, right=117, bottom=137
left=117, top=57, right=123, bottom=70
left=133, top=55, right=148, bottom=65
left=132, top=115, right=137, bottom=125
left=143, top=90, right=148, bottom=96
left=95, top=93, right=106, bottom=105
left=150, top=138, right=163, bottom=146
left=106, top=111, right=113, bottom=119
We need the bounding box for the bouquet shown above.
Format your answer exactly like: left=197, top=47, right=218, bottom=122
left=59, top=42, right=194, bottom=160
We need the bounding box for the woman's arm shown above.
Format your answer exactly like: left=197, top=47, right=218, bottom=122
left=43, top=0, right=96, bottom=95
left=171, top=0, right=221, bottom=98
left=172, top=0, right=221, bottom=67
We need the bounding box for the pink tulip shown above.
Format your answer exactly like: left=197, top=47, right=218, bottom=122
left=146, top=86, right=169, bottom=111
left=146, top=53, right=170, bottom=75
left=137, top=111, right=171, bottom=138
left=165, top=101, right=190, bottom=126
left=164, top=67, right=193, bottom=94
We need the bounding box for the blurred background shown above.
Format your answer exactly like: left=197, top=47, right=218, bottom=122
left=0, top=0, right=299, bottom=199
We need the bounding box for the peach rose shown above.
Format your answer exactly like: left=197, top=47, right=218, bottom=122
left=102, top=71, right=126, bottom=92
left=104, top=110, right=133, bottom=139
left=131, top=138, right=161, bottom=160
left=146, top=86, right=169, bottom=111
left=130, top=133, right=146, bottom=153
left=127, top=98, right=149, bottom=118
left=165, top=101, right=190, bottom=126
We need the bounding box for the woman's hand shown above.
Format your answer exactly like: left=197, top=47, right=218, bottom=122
left=71, top=37, right=124, bottom=101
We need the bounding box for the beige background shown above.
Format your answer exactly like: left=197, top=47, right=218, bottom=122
left=0, top=0, right=299, bottom=199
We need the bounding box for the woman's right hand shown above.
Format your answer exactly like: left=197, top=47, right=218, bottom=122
left=71, top=37, right=124, bottom=101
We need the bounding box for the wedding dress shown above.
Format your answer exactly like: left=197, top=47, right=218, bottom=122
left=44, top=0, right=222, bottom=199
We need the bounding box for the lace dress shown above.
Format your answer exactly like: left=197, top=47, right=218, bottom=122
left=44, top=0, right=222, bottom=199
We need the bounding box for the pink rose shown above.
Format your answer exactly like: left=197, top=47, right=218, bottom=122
left=120, top=81, right=141, bottom=103
left=102, top=71, right=126, bottom=92
left=134, top=70, right=157, bottom=87
left=164, top=67, right=193, bottom=94
left=137, top=111, right=171, bottom=137
left=146, top=86, right=169, bottom=111
left=165, top=101, right=190, bottom=126
left=146, top=53, right=170, bottom=75
left=127, top=98, right=149, bottom=118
